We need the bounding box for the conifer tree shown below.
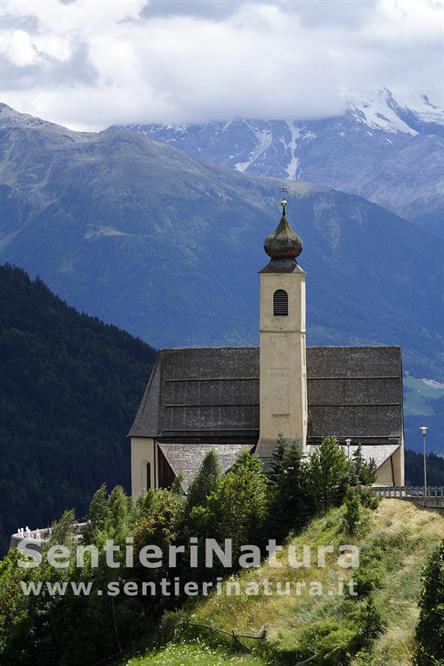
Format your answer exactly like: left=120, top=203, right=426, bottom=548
left=205, top=451, right=269, bottom=567
left=308, top=436, right=351, bottom=512
left=414, top=538, right=444, bottom=665
left=82, top=484, right=108, bottom=544
left=268, top=433, right=287, bottom=486
left=49, top=508, right=76, bottom=547
left=171, top=472, right=185, bottom=496
left=106, top=485, right=130, bottom=544
left=268, top=437, right=314, bottom=541
left=185, top=450, right=221, bottom=512
left=351, top=445, right=377, bottom=486
left=342, top=487, right=361, bottom=535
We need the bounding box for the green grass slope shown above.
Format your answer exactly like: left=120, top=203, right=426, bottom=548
left=0, top=264, right=156, bottom=555
left=125, top=500, right=444, bottom=666
left=126, top=644, right=266, bottom=666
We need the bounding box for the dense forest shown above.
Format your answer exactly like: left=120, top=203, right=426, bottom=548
left=405, top=449, right=444, bottom=486
left=0, top=265, right=156, bottom=554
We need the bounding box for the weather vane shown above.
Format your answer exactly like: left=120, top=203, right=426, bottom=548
left=280, top=186, right=288, bottom=212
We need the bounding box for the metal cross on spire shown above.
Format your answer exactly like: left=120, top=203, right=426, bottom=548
left=280, top=186, right=288, bottom=214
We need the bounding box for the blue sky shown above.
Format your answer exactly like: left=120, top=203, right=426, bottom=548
left=0, top=0, right=443, bottom=130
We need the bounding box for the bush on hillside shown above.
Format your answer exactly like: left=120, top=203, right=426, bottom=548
left=414, top=538, right=444, bottom=665
left=343, top=487, right=361, bottom=536
left=295, top=597, right=384, bottom=666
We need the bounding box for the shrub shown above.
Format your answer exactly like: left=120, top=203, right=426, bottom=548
left=355, top=596, right=385, bottom=643
left=353, top=567, right=384, bottom=599
left=296, top=620, right=357, bottom=665
left=358, top=486, right=380, bottom=510
left=158, top=609, right=190, bottom=644
left=295, top=597, right=384, bottom=666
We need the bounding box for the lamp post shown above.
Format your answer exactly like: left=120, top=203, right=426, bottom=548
left=420, top=426, right=428, bottom=506
left=345, top=438, right=352, bottom=460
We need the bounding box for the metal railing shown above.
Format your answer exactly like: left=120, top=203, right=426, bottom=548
left=373, top=486, right=444, bottom=498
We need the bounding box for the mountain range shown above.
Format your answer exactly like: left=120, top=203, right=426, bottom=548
left=127, top=89, right=444, bottom=238
left=0, top=102, right=443, bottom=452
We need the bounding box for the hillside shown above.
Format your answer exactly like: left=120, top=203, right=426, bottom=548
left=1, top=104, right=444, bottom=452
left=0, top=265, right=155, bottom=555
left=129, top=88, right=444, bottom=236
left=123, top=500, right=444, bottom=666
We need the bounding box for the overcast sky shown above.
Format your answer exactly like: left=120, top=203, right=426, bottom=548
left=0, top=0, right=443, bottom=130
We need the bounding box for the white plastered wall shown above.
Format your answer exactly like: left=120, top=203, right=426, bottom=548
left=130, top=437, right=156, bottom=499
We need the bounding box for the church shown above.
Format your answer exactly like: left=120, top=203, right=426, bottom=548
left=129, top=198, right=404, bottom=496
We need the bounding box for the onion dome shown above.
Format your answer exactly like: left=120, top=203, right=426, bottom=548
left=264, top=198, right=303, bottom=259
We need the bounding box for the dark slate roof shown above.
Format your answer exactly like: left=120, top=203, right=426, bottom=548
left=129, top=347, right=259, bottom=441
left=129, top=346, right=403, bottom=446
left=306, top=346, right=403, bottom=444
left=130, top=357, right=161, bottom=437
left=158, top=443, right=254, bottom=491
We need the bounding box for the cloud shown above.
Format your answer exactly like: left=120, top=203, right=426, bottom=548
left=0, top=0, right=442, bottom=130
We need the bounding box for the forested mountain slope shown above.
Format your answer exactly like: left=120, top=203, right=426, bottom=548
left=0, top=265, right=155, bottom=554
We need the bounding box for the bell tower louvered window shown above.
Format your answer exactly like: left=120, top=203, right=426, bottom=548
left=273, top=289, right=288, bottom=316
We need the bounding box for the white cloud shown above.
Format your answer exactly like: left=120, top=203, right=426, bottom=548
left=0, top=0, right=443, bottom=130
left=1, top=29, right=39, bottom=66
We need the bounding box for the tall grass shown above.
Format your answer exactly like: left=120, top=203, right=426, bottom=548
left=119, top=500, right=444, bottom=665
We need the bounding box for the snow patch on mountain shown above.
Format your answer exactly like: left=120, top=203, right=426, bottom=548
left=348, top=89, right=417, bottom=135
left=85, top=226, right=130, bottom=239
left=285, top=121, right=301, bottom=180
left=234, top=122, right=272, bottom=172
left=408, top=95, right=444, bottom=126
left=422, top=378, right=444, bottom=391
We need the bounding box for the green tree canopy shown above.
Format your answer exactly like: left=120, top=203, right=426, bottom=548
left=308, top=436, right=351, bottom=512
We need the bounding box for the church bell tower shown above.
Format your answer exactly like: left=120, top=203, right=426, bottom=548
left=256, top=195, right=308, bottom=459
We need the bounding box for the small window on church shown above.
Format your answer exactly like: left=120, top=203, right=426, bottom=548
left=273, top=289, right=288, bottom=316
left=146, top=462, right=151, bottom=490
